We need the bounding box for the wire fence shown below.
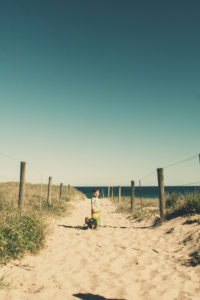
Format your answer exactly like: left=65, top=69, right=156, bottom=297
left=108, top=153, right=200, bottom=220
left=0, top=151, right=84, bottom=213
left=1, top=150, right=200, bottom=220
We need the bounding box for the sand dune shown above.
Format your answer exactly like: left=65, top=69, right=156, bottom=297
left=0, top=198, right=200, bottom=300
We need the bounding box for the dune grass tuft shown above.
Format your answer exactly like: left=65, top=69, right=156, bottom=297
left=111, top=196, right=159, bottom=221
left=189, top=249, right=200, bottom=266
left=166, top=192, right=200, bottom=219
left=0, top=182, right=86, bottom=266
left=0, top=273, right=10, bottom=290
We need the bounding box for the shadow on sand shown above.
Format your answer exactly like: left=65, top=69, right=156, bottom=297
left=100, top=225, right=153, bottom=229
left=58, top=224, right=152, bottom=230
left=58, top=225, right=88, bottom=230
left=73, top=293, right=126, bottom=300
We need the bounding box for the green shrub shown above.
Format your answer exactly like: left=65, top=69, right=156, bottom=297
left=166, top=193, right=179, bottom=208
left=184, top=194, right=200, bottom=214
left=0, top=183, right=85, bottom=266
left=0, top=214, right=44, bottom=265
left=166, top=193, right=200, bottom=219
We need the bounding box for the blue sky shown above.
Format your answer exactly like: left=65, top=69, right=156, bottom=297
left=0, top=0, right=200, bottom=186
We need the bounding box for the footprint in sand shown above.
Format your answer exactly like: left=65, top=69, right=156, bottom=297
left=139, top=280, right=157, bottom=297
left=149, top=269, right=159, bottom=279
left=26, top=284, right=45, bottom=294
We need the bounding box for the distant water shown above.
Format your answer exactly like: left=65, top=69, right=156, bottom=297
left=75, top=186, right=200, bottom=199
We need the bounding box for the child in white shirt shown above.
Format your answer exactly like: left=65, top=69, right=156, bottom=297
left=91, top=188, right=100, bottom=228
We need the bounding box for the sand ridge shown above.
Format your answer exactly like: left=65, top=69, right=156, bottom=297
left=0, top=198, right=200, bottom=300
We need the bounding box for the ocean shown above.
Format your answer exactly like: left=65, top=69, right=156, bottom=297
left=76, top=186, right=200, bottom=199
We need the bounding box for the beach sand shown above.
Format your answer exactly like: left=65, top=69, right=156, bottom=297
left=0, top=197, right=200, bottom=300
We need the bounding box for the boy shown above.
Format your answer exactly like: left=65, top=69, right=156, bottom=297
left=91, top=188, right=101, bottom=228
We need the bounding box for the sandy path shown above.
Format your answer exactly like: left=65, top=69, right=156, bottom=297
left=0, top=198, right=200, bottom=300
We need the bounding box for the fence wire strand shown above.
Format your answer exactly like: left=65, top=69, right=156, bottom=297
left=163, top=154, right=199, bottom=170
left=140, top=171, right=156, bottom=181
left=138, top=153, right=199, bottom=184
left=0, top=151, right=20, bottom=162
left=0, top=150, right=66, bottom=187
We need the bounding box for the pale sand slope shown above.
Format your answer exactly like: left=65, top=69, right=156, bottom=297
left=1, top=198, right=200, bottom=300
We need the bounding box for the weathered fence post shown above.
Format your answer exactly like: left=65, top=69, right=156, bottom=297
left=111, top=186, right=114, bottom=199
left=131, top=180, right=135, bottom=210
left=102, top=188, right=104, bottom=198
left=157, top=168, right=165, bottom=221
left=118, top=186, right=121, bottom=203
left=47, top=177, right=52, bottom=206
left=40, top=181, right=43, bottom=211
left=139, top=180, right=143, bottom=210
left=18, top=161, right=26, bottom=211
left=59, top=183, right=63, bottom=201
left=108, top=186, right=110, bottom=199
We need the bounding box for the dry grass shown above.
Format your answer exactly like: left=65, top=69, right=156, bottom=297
left=0, top=182, right=86, bottom=217
left=112, top=192, right=200, bottom=222
left=0, top=273, right=10, bottom=290
left=0, top=182, right=86, bottom=267
left=111, top=196, right=159, bottom=221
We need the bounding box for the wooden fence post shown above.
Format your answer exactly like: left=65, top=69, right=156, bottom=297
left=18, top=161, right=26, bottom=211
left=102, top=188, right=104, bottom=198
left=108, top=186, right=110, bottom=199
left=157, top=168, right=165, bottom=221
left=59, top=183, right=63, bottom=201
left=40, top=183, right=43, bottom=211
left=139, top=180, right=143, bottom=210
left=118, top=186, right=121, bottom=203
left=47, top=177, right=52, bottom=206
left=111, top=186, right=114, bottom=199
left=131, top=180, right=135, bottom=210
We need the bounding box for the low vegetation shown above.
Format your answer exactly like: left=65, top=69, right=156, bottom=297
left=0, top=273, right=9, bottom=290
left=111, top=192, right=200, bottom=265
left=111, top=196, right=159, bottom=221
left=0, top=213, right=44, bottom=264
left=0, top=182, right=85, bottom=265
left=165, top=192, right=200, bottom=219
left=112, top=192, right=200, bottom=221
left=189, top=250, right=200, bottom=266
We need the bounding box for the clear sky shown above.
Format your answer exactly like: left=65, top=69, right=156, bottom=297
left=0, top=0, right=200, bottom=186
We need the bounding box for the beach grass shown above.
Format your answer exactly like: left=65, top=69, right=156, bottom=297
left=111, top=192, right=200, bottom=223
left=0, top=182, right=86, bottom=265
left=0, top=273, right=10, bottom=290
left=165, top=192, right=200, bottom=219
left=111, top=196, right=159, bottom=221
